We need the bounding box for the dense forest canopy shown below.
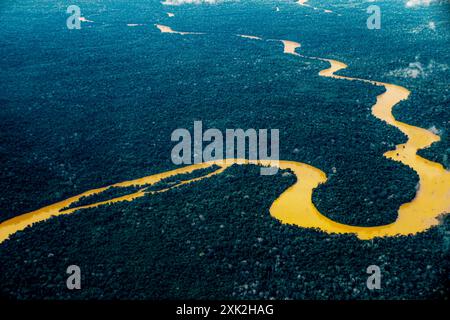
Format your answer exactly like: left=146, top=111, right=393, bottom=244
left=0, top=0, right=448, bottom=299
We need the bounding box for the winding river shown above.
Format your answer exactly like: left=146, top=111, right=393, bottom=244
left=296, top=0, right=334, bottom=14
left=0, top=21, right=449, bottom=243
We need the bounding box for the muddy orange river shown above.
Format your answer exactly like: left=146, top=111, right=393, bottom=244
left=0, top=24, right=449, bottom=244
left=155, top=24, right=203, bottom=35
left=296, top=0, right=333, bottom=14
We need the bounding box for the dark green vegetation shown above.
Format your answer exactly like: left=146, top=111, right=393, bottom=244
left=0, top=0, right=448, bottom=299
left=305, top=0, right=450, bottom=170
left=173, top=0, right=450, bottom=170
left=61, top=165, right=220, bottom=210
left=145, top=164, right=220, bottom=191
left=0, top=165, right=448, bottom=299
left=61, top=185, right=143, bottom=211
left=0, top=0, right=420, bottom=227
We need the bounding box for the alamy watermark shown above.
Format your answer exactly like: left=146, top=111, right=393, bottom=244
left=366, top=265, right=381, bottom=290
left=367, top=5, right=381, bottom=30
left=66, top=265, right=81, bottom=290
left=171, top=121, right=279, bottom=175
left=66, top=5, right=81, bottom=30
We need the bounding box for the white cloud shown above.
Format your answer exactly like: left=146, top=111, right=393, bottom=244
left=392, top=62, right=423, bottom=78
left=162, top=0, right=225, bottom=5
left=411, top=20, right=438, bottom=33
left=428, top=21, right=436, bottom=31
left=405, top=0, right=435, bottom=8
left=387, top=60, right=449, bottom=79
left=428, top=125, right=442, bottom=136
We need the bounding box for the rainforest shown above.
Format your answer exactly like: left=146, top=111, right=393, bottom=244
left=0, top=0, right=449, bottom=300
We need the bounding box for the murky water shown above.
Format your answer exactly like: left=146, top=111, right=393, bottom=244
left=0, top=23, right=448, bottom=243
